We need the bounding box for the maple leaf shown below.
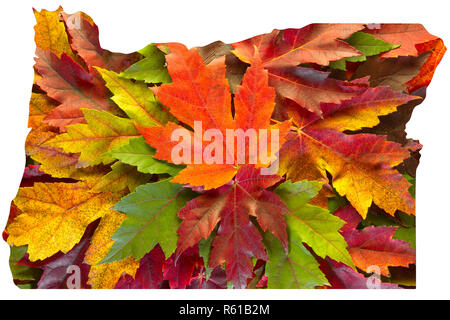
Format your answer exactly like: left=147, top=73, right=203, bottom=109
left=100, top=180, right=197, bottom=263
left=346, top=226, right=416, bottom=276
left=44, top=108, right=140, bottom=167
left=335, top=205, right=416, bottom=276
left=348, top=100, right=424, bottom=176
left=96, top=67, right=174, bottom=127
left=264, top=233, right=329, bottom=289
left=34, top=49, right=118, bottom=130
left=279, top=84, right=419, bottom=218
left=119, top=44, right=172, bottom=84
left=1, top=164, right=54, bottom=245
left=231, top=24, right=366, bottom=115
left=267, top=67, right=363, bottom=115
left=176, top=165, right=287, bottom=288
left=6, top=181, right=123, bottom=261
left=312, top=86, right=421, bottom=131
left=232, top=24, right=364, bottom=67
left=115, top=245, right=165, bottom=289
left=138, top=43, right=290, bottom=189
left=25, top=125, right=79, bottom=178
left=405, top=38, right=447, bottom=93
left=25, top=125, right=107, bottom=182
left=15, top=220, right=99, bottom=289
left=274, top=180, right=354, bottom=268
left=84, top=211, right=139, bottom=289
left=151, top=43, right=234, bottom=131
left=329, top=32, right=400, bottom=71
left=107, top=137, right=183, bottom=176
left=365, top=24, right=437, bottom=58
left=33, top=7, right=77, bottom=61
left=60, top=11, right=139, bottom=73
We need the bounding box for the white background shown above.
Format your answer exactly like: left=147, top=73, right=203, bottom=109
left=0, top=0, right=449, bottom=300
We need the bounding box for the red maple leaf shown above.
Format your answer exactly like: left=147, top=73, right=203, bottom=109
left=60, top=12, right=139, bottom=73
left=138, top=43, right=290, bottom=190
left=35, top=49, right=118, bottom=131
left=115, top=244, right=165, bottom=289
left=231, top=24, right=366, bottom=115
left=335, top=205, right=416, bottom=276
left=176, top=165, right=288, bottom=289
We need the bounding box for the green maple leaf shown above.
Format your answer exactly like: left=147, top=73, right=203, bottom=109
left=96, top=67, right=173, bottom=127
left=275, top=180, right=355, bottom=268
left=330, top=32, right=400, bottom=70
left=101, top=180, right=197, bottom=263
left=107, top=137, right=183, bottom=175
left=119, top=44, right=171, bottom=84
left=264, top=233, right=328, bottom=289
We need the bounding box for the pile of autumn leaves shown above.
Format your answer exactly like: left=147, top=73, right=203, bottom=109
left=3, top=8, right=446, bottom=289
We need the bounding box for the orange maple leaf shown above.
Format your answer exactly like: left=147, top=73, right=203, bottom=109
left=231, top=24, right=365, bottom=115
left=406, top=38, right=447, bottom=93
left=279, top=84, right=419, bottom=218
left=138, top=43, right=290, bottom=190
left=365, top=24, right=438, bottom=58
left=336, top=206, right=415, bottom=277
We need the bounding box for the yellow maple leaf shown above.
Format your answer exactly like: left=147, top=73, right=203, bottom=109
left=95, top=67, right=174, bottom=127
left=280, top=87, right=418, bottom=218
left=43, top=108, right=140, bottom=167
left=33, top=7, right=77, bottom=60
left=25, top=125, right=102, bottom=182
left=7, top=181, right=124, bottom=261
left=85, top=211, right=139, bottom=289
